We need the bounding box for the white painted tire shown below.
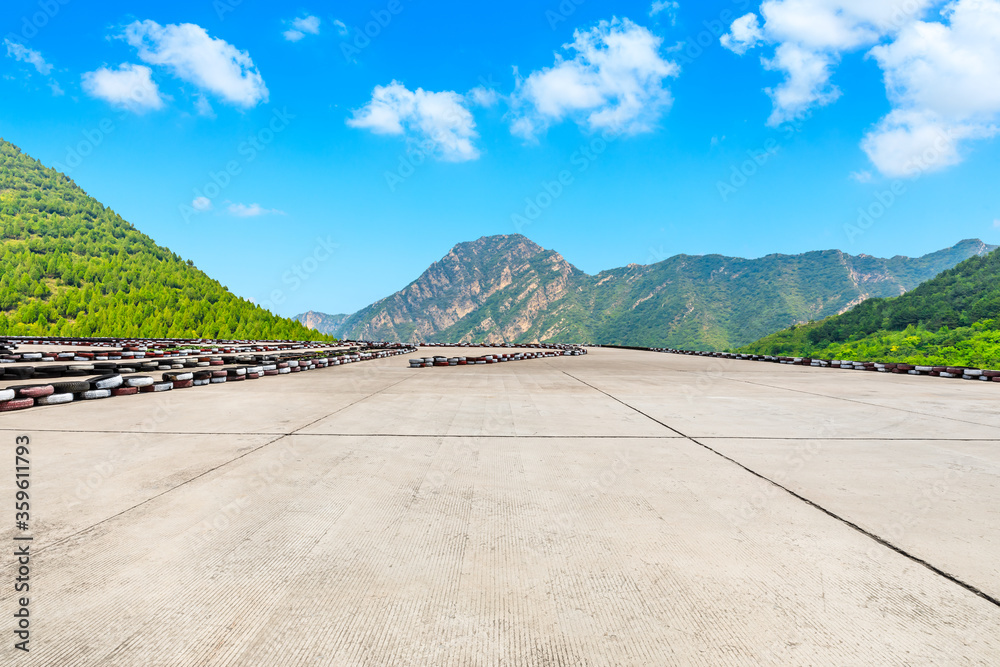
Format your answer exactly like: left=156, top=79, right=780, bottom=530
left=80, top=389, right=111, bottom=400
left=37, top=393, right=74, bottom=405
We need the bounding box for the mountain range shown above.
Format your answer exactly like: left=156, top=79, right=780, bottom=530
left=297, top=234, right=996, bottom=349
left=741, top=246, right=1000, bottom=366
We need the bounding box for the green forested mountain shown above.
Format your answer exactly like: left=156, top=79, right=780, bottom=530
left=739, top=249, right=1000, bottom=367
left=0, top=139, right=331, bottom=340
left=299, top=234, right=995, bottom=349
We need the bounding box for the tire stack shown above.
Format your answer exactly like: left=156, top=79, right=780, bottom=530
left=407, top=346, right=586, bottom=369
left=1, top=338, right=418, bottom=411
left=616, top=345, right=1000, bottom=386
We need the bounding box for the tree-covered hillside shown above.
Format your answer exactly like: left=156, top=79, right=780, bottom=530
left=739, top=249, right=1000, bottom=367
left=0, top=139, right=331, bottom=340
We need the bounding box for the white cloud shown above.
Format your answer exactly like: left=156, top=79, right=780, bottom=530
left=293, top=15, right=320, bottom=34
left=4, top=39, right=53, bottom=75
left=194, top=95, right=215, bottom=118
left=81, top=63, right=164, bottom=113
left=511, top=17, right=679, bottom=139
left=468, top=85, right=500, bottom=107
left=723, top=0, right=1000, bottom=176
left=333, top=19, right=349, bottom=36
left=192, top=196, right=212, bottom=211
left=762, top=42, right=840, bottom=125
left=721, top=2, right=938, bottom=124
left=720, top=13, right=763, bottom=55
left=123, top=20, right=268, bottom=108
left=227, top=202, right=285, bottom=217
left=863, top=0, right=1000, bottom=176
left=284, top=15, right=320, bottom=42
left=347, top=81, right=480, bottom=161
left=849, top=169, right=872, bottom=182
left=650, top=1, right=680, bottom=23
left=49, top=80, right=64, bottom=96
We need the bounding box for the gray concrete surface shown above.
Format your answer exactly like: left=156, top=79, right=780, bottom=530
left=1, top=346, right=998, bottom=665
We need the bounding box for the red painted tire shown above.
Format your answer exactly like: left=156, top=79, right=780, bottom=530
left=111, top=387, right=139, bottom=396
left=0, top=398, right=33, bottom=411
left=16, top=385, right=54, bottom=399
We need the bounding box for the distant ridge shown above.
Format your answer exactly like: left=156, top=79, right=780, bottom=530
left=297, top=234, right=995, bottom=349
left=740, top=246, right=1000, bottom=367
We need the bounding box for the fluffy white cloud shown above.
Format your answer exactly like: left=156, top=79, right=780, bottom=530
left=194, top=95, right=215, bottom=118
left=81, top=63, right=164, bottom=113
left=284, top=15, right=321, bottom=42
left=227, top=202, right=284, bottom=217
left=762, top=42, right=840, bottom=124
left=333, top=19, right=349, bottom=36
left=468, top=85, right=500, bottom=107
left=192, top=196, right=212, bottom=211
left=723, top=0, right=1000, bottom=176
left=123, top=20, right=268, bottom=108
left=863, top=0, right=1000, bottom=176
left=720, top=13, right=763, bottom=54
left=511, top=18, right=679, bottom=139
left=650, top=1, right=680, bottom=23
left=347, top=81, right=480, bottom=161
left=722, top=1, right=937, bottom=124
left=4, top=39, right=52, bottom=75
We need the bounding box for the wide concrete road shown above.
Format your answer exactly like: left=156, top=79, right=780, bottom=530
left=1, top=347, right=998, bottom=666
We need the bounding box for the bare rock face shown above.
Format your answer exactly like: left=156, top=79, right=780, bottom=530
left=328, top=235, right=585, bottom=343
left=294, top=311, right=350, bottom=335
left=300, top=235, right=995, bottom=349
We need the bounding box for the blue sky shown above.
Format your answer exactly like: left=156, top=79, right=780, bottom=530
left=2, top=0, right=999, bottom=317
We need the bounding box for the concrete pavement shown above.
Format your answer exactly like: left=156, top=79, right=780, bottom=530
left=1, top=346, right=998, bottom=665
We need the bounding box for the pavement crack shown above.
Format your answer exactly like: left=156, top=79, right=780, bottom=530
left=32, top=376, right=414, bottom=557
left=556, top=368, right=1000, bottom=611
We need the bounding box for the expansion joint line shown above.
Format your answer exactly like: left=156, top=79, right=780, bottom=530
left=33, top=376, right=415, bottom=557
left=556, top=368, right=1000, bottom=611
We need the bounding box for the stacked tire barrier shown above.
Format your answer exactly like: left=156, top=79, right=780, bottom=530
left=623, top=346, right=1000, bottom=384
left=416, top=342, right=585, bottom=351
left=0, top=337, right=417, bottom=412
left=408, top=346, right=587, bottom=368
